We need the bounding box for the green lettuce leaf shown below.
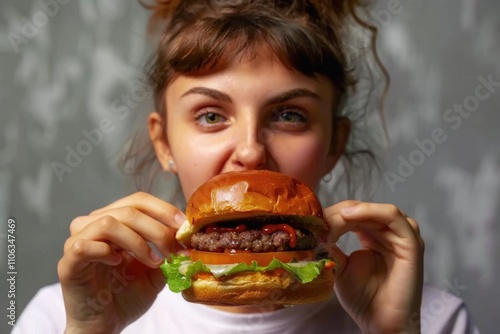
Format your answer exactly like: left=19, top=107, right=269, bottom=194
left=161, top=254, right=333, bottom=293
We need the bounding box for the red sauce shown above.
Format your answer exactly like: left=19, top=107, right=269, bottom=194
left=205, top=224, right=248, bottom=234
left=261, top=224, right=297, bottom=248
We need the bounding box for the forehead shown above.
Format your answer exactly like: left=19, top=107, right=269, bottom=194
left=165, top=50, right=335, bottom=106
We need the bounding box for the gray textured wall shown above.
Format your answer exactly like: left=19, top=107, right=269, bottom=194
left=1, top=1, right=499, bottom=333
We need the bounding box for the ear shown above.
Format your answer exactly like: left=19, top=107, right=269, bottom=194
left=148, top=112, right=175, bottom=172
left=324, top=117, right=351, bottom=173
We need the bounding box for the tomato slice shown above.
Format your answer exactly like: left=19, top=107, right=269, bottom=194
left=190, top=250, right=315, bottom=266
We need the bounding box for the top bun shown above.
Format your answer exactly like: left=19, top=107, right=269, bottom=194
left=176, top=170, right=327, bottom=245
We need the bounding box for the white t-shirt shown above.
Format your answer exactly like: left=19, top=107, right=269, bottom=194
left=12, top=284, right=479, bottom=334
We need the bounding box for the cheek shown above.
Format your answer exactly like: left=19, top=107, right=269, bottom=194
left=170, top=132, right=232, bottom=199
left=180, top=137, right=227, bottom=171
left=270, top=133, right=330, bottom=187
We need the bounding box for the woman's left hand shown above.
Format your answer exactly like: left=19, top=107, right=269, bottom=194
left=323, top=201, right=424, bottom=334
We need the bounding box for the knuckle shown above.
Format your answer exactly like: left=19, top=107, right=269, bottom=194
left=134, top=191, right=150, bottom=201
left=385, top=204, right=400, bottom=219
left=156, top=226, right=174, bottom=248
left=99, top=215, right=117, bottom=230
left=155, top=225, right=170, bottom=241
left=120, top=206, right=137, bottom=219
left=70, top=239, right=87, bottom=257
left=132, top=234, right=149, bottom=252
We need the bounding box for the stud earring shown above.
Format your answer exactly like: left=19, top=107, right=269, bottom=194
left=322, top=171, right=333, bottom=184
left=168, top=159, right=176, bottom=172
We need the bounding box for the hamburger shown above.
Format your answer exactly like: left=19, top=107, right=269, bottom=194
left=161, top=170, right=335, bottom=306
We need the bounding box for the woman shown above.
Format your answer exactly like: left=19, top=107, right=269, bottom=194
left=14, top=1, right=477, bottom=333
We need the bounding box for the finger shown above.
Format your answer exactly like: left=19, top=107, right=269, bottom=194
left=323, top=200, right=365, bottom=241
left=72, top=192, right=187, bottom=233
left=92, top=192, right=188, bottom=227
left=325, top=213, right=387, bottom=243
left=58, top=239, right=122, bottom=281
left=72, top=207, right=182, bottom=257
left=328, top=213, right=412, bottom=254
left=339, top=203, right=417, bottom=240
left=406, top=217, right=425, bottom=251
left=406, top=217, right=420, bottom=235
left=68, top=215, right=164, bottom=268
left=399, top=210, right=422, bottom=235
left=70, top=215, right=94, bottom=235
left=323, top=200, right=361, bottom=217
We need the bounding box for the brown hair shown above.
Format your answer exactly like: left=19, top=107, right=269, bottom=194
left=124, top=0, right=389, bottom=204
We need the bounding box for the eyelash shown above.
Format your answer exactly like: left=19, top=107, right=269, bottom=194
left=192, top=105, right=308, bottom=131
left=193, top=109, right=228, bottom=129
left=271, top=106, right=308, bottom=123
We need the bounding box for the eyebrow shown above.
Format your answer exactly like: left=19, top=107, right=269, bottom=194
left=266, top=88, right=321, bottom=105
left=181, top=87, right=232, bottom=103
left=180, top=87, right=321, bottom=105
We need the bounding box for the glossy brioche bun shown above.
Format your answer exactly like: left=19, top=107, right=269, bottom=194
left=182, top=269, right=334, bottom=306
left=176, top=170, right=328, bottom=245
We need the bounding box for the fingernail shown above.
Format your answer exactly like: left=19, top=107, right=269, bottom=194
left=341, top=205, right=359, bottom=216
left=150, top=250, right=163, bottom=264
left=174, top=212, right=187, bottom=228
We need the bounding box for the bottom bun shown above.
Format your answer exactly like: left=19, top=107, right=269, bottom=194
left=181, top=269, right=334, bottom=306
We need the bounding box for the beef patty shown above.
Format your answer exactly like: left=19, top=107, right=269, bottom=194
left=191, top=228, right=317, bottom=252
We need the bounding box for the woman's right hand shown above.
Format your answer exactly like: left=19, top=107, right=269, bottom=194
left=57, top=192, right=187, bottom=334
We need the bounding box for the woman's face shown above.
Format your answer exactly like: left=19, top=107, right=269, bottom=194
left=151, top=51, right=347, bottom=200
